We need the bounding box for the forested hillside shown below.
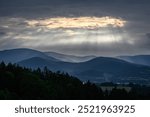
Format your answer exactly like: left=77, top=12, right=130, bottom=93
left=0, top=62, right=150, bottom=100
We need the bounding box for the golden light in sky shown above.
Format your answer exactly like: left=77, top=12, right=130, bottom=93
left=26, top=16, right=126, bottom=29
left=20, top=16, right=128, bottom=46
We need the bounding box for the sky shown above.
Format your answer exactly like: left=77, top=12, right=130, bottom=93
left=0, top=0, right=150, bottom=56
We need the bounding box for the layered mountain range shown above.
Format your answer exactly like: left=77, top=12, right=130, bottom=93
left=0, top=48, right=150, bottom=85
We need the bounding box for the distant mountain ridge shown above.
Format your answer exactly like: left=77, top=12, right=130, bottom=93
left=45, top=51, right=96, bottom=63
left=1, top=48, right=150, bottom=85
left=19, top=56, right=150, bottom=85
left=0, top=48, right=58, bottom=63
left=118, top=55, right=150, bottom=66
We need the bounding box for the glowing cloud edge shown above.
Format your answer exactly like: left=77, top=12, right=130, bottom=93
left=26, top=16, right=126, bottom=29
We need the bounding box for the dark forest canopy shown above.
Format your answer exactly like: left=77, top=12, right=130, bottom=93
left=0, top=62, right=150, bottom=100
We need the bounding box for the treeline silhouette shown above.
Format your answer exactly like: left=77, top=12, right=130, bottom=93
left=0, top=62, right=150, bottom=100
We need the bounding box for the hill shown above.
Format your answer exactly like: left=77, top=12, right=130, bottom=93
left=18, top=56, right=150, bottom=85
left=0, top=62, right=150, bottom=99
left=118, top=55, right=150, bottom=66
left=45, top=51, right=96, bottom=63
left=1, top=48, right=150, bottom=85
left=0, top=48, right=58, bottom=63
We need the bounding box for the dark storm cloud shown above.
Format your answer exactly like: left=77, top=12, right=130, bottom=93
left=146, top=33, right=150, bottom=39
left=0, top=0, right=149, bottom=17
left=0, top=0, right=150, bottom=56
left=0, top=31, right=5, bottom=36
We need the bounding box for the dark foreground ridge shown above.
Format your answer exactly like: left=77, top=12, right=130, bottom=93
left=0, top=62, right=150, bottom=100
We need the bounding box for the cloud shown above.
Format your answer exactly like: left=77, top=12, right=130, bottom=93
left=146, top=33, right=150, bottom=39
left=0, top=31, right=5, bottom=36
left=0, top=0, right=150, bottom=56
left=0, top=16, right=149, bottom=56
left=25, top=17, right=126, bottom=29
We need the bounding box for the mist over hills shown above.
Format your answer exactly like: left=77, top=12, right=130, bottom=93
left=45, top=51, right=96, bottom=63
left=0, top=48, right=150, bottom=85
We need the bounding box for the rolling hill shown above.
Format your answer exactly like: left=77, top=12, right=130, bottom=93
left=0, top=48, right=58, bottom=63
left=1, top=48, right=150, bottom=85
left=18, top=55, right=150, bottom=85
left=118, top=55, right=150, bottom=66
left=45, top=51, right=96, bottom=63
